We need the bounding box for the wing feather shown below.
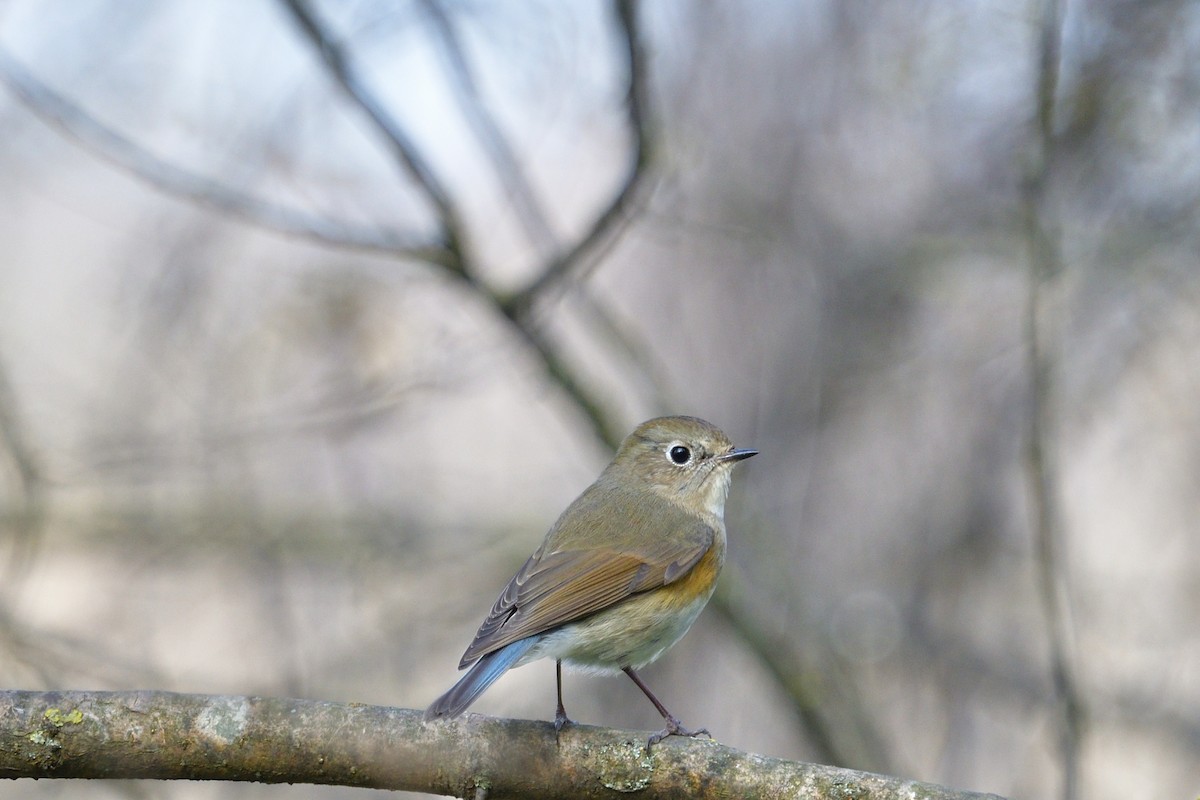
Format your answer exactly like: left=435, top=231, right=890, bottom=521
left=458, top=483, right=715, bottom=668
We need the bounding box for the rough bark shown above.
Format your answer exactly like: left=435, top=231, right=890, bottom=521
left=0, top=690, right=1005, bottom=799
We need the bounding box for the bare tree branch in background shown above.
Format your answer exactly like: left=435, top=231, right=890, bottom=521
left=0, top=359, right=39, bottom=505
left=713, top=572, right=894, bottom=774
left=0, top=690, right=1007, bottom=800
left=0, top=48, right=449, bottom=265
left=278, top=0, right=470, bottom=275
left=570, top=292, right=680, bottom=413
left=0, top=352, right=46, bottom=684
left=418, top=0, right=558, bottom=256
left=500, top=0, right=653, bottom=321
left=0, top=0, right=649, bottom=448
left=280, top=0, right=651, bottom=449
left=1020, top=2, right=1083, bottom=799
left=0, top=353, right=42, bottom=585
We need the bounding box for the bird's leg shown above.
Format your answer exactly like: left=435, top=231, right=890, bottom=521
left=622, top=666, right=710, bottom=748
left=554, top=660, right=573, bottom=734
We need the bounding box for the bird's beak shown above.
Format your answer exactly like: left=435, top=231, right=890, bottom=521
left=718, top=448, right=758, bottom=463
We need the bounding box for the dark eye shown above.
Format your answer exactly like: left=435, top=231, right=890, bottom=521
left=668, top=445, right=691, bottom=465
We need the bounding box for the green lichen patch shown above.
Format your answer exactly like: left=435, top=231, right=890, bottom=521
left=42, top=708, right=84, bottom=727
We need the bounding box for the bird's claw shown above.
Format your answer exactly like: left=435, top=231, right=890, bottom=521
left=645, top=716, right=711, bottom=749
left=554, top=709, right=574, bottom=744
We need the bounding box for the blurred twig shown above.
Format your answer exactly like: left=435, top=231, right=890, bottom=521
left=1020, top=2, right=1083, bottom=799
left=571, top=291, right=680, bottom=413
left=0, top=359, right=38, bottom=500
left=418, top=0, right=558, bottom=255
left=712, top=570, right=895, bottom=774
left=499, top=0, right=652, bottom=321
left=279, top=0, right=469, bottom=275
left=0, top=606, right=167, bottom=690
left=0, top=352, right=44, bottom=597
left=0, top=47, right=448, bottom=265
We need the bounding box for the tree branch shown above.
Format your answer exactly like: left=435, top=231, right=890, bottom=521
left=278, top=0, right=470, bottom=274
left=710, top=577, right=896, bottom=775
left=1020, top=3, right=1083, bottom=800
left=0, top=352, right=45, bottom=601
left=418, top=0, right=558, bottom=255
left=500, top=0, right=653, bottom=320
left=0, top=47, right=449, bottom=265
left=499, top=307, right=627, bottom=451
left=0, top=690, right=1006, bottom=799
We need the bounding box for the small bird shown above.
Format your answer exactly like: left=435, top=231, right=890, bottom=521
left=425, top=415, right=757, bottom=746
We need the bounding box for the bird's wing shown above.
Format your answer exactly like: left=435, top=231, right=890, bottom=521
left=457, top=504, right=715, bottom=668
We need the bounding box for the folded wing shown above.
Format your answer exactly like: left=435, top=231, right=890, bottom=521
left=458, top=493, right=715, bottom=668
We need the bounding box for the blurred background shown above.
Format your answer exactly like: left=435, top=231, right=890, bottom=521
left=1, top=2, right=1198, bottom=799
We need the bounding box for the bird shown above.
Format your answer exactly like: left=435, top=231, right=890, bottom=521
left=425, top=415, right=757, bottom=746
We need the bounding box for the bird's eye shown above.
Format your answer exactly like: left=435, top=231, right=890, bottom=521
left=668, top=445, right=692, bottom=465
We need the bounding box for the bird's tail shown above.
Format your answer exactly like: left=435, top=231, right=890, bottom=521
left=425, top=637, right=539, bottom=720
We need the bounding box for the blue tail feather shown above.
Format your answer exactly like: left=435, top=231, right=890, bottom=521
left=425, top=637, right=539, bottom=720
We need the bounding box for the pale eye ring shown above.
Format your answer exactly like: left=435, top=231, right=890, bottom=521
left=667, top=444, right=692, bottom=465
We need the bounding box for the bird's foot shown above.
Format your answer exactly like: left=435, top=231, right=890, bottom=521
left=554, top=707, right=574, bottom=744
left=646, top=715, right=711, bottom=749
